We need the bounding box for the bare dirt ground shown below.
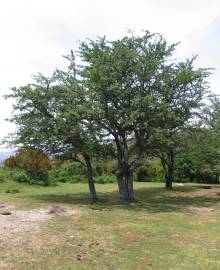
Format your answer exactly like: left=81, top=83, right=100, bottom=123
left=0, top=203, right=77, bottom=244
left=185, top=206, right=215, bottom=214
left=0, top=203, right=79, bottom=269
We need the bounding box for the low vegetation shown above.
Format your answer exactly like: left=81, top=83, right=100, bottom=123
left=1, top=181, right=220, bottom=269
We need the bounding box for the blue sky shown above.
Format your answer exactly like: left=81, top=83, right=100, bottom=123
left=0, top=0, right=220, bottom=149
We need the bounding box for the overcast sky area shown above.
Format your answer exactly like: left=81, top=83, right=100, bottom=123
left=0, top=0, right=220, bottom=150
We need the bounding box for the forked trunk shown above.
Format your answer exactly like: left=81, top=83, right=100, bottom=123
left=117, top=168, right=134, bottom=201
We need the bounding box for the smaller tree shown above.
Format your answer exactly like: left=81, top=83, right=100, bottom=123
left=4, top=54, right=110, bottom=200
left=150, top=57, right=210, bottom=188
left=175, top=99, right=220, bottom=184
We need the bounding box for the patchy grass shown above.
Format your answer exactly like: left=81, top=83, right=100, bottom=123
left=1, top=181, right=220, bottom=269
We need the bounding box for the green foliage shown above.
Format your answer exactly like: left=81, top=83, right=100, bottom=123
left=10, top=169, right=32, bottom=183
left=95, top=161, right=115, bottom=176
left=5, top=186, right=20, bottom=194
left=71, top=174, right=87, bottom=183
left=136, top=166, right=150, bottom=182
left=174, top=104, right=220, bottom=185
left=0, top=169, right=7, bottom=182
left=135, top=161, right=164, bottom=182
left=56, top=170, right=71, bottom=183
left=49, top=169, right=67, bottom=183
left=50, top=159, right=63, bottom=169
left=94, top=174, right=116, bottom=184
left=49, top=162, right=87, bottom=183
left=8, top=169, right=50, bottom=186
left=80, top=31, right=209, bottom=195
left=4, top=30, right=212, bottom=197
left=4, top=148, right=51, bottom=185
left=62, top=162, right=86, bottom=176
left=49, top=160, right=117, bottom=184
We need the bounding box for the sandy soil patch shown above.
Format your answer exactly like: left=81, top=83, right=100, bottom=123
left=184, top=206, right=215, bottom=214
left=0, top=203, right=77, bottom=242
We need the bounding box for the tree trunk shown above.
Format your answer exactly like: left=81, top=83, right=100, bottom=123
left=117, top=167, right=134, bottom=201
left=165, top=168, right=173, bottom=189
left=114, top=135, right=134, bottom=201
left=83, top=154, right=98, bottom=201
left=165, top=162, right=174, bottom=189
left=126, top=169, right=134, bottom=200
left=216, top=173, right=219, bottom=184
left=161, top=150, right=174, bottom=190
left=116, top=173, right=124, bottom=200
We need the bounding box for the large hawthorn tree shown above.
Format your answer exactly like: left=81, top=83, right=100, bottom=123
left=79, top=32, right=210, bottom=199
left=5, top=31, right=210, bottom=201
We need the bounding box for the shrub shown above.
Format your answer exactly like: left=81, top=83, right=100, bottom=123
left=94, top=174, right=116, bottom=184
left=49, top=161, right=116, bottom=184
left=71, top=175, right=87, bottom=183
left=49, top=169, right=70, bottom=183
left=95, top=161, right=115, bottom=176
left=4, top=148, right=51, bottom=185
left=50, top=159, right=62, bottom=169
left=57, top=170, right=71, bottom=183
left=48, top=170, right=59, bottom=184
left=49, top=161, right=88, bottom=184
left=0, top=169, right=7, bottom=182
left=4, top=156, right=16, bottom=169
left=136, top=166, right=150, bottom=182
left=135, top=160, right=164, bottom=182
left=63, top=162, right=86, bottom=176
left=10, top=170, right=31, bottom=183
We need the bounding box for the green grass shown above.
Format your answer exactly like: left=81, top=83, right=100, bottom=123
left=1, top=181, right=220, bottom=269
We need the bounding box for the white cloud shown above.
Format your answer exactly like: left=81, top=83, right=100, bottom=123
left=0, top=0, right=220, bottom=147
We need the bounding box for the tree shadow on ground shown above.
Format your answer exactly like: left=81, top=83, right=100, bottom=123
left=29, top=185, right=220, bottom=213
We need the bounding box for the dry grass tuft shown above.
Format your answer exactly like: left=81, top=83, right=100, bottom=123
left=185, top=207, right=215, bottom=214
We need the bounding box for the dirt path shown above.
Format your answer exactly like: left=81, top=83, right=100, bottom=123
left=0, top=203, right=77, bottom=243
left=0, top=203, right=79, bottom=269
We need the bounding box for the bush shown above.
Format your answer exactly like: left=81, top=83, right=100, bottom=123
left=135, top=160, right=164, bottom=182
left=10, top=170, right=31, bottom=183
left=9, top=169, right=50, bottom=186
left=94, top=174, right=116, bottom=184
left=136, top=166, right=150, bottom=182
left=4, top=148, right=51, bottom=185
left=0, top=169, right=7, bottom=182
left=63, top=162, right=86, bottom=176
left=95, top=161, right=115, bottom=176
left=174, top=154, right=219, bottom=184
left=4, top=156, right=16, bottom=169
left=49, top=161, right=88, bottom=184
left=48, top=161, right=117, bottom=184
left=49, top=169, right=70, bottom=183
left=50, top=159, right=62, bottom=169
left=57, top=171, right=71, bottom=183
left=71, top=175, right=87, bottom=183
